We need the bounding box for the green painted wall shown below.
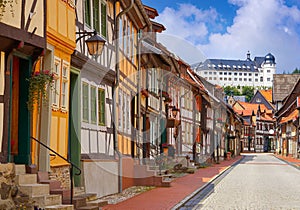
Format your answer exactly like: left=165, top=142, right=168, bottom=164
left=69, top=69, right=81, bottom=186
left=14, top=58, right=31, bottom=164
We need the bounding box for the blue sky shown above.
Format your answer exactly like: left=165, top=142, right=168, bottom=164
left=142, top=0, right=300, bottom=73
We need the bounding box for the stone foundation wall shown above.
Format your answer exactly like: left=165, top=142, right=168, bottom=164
left=50, top=165, right=71, bottom=189
left=0, top=163, right=16, bottom=209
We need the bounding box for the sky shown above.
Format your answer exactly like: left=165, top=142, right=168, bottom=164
left=141, top=0, right=300, bottom=73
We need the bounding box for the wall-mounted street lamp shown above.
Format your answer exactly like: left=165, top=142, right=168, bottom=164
left=172, top=106, right=179, bottom=118
left=76, top=30, right=106, bottom=55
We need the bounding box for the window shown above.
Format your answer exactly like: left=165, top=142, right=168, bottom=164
left=82, top=83, right=89, bottom=122
left=234, top=73, right=237, bottom=76
left=85, top=0, right=107, bottom=38
left=239, top=73, right=242, bottom=76
left=249, top=73, right=252, bottom=76
left=267, top=70, right=271, bottom=73
left=267, top=78, right=271, bottom=81
left=260, top=77, right=263, bottom=82
left=219, top=72, right=223, bottom=75
left=239, top=78, right=242, bottom=81
left=255, top=73, right=258, bottom=76
left=249, top=78, right=252, bottom=81
left=61, top=61, right=69, bottom=110
left=204, top=72, right=207, bottom=75
left=244, top=78, right=247, bottom=81
left=224, top=72, right=227, bottom=75
left=98, top=88, right=105, bottom=125
left=244, top=73, right=247, bottom=76
left=209, top=72, right=212, bottom=75
left=82, top=81, right=106, bottom=126
left=234, top=78, right=237, bottom=81
left=52, top=57, right=61, bottom=108
left=229, top=72, right=232, bottom=75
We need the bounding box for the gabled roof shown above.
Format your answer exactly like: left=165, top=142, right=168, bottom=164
left=237, top=101, right=269, bottom=113
left=273, top=74, right=300, bottom=102
left=250, top=89, right=275, bottom=110
left=260, top=89, right=272, bottom=103
left=276, top=77, right=300, bottom=118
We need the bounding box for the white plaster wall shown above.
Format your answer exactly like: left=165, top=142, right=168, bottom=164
left=83, top=160, right=118, bottom=197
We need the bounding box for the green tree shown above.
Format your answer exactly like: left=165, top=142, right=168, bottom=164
left=223, top=86, right=241, bottom=96
left=242, top=86, right=255, bottom=102
left=292, top=68, right=300, bottom=74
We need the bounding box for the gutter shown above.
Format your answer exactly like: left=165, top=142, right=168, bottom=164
left=113, top=0, right=134, bottom=193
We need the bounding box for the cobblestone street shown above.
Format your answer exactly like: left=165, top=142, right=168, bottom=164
left=190, top=153, right=300, bottom=209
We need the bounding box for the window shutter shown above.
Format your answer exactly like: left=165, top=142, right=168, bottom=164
left=91, top=86, right=97, bottom=124
left=98, top=88, right=105, bottom=125
left=82, top=83, right=89, bottom=122
left=93, top=0, right=100, bottom=32
left=85, top=0, right=91, bottom=27
left=101, top=2, right=107, bottom=38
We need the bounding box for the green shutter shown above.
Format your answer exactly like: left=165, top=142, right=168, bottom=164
left=82, top=83, right=89, bottom=122
left=91, top=86, right=97, bottom=124
left=85, top=0, right=91, bottom=27
left=101, top=2, right=107, bottom=38
left=93, top=0, right=100, bottom=32
left=98, top=88, right=105, bottom=125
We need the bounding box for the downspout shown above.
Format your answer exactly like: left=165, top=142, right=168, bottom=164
left=113, top=0, right=134, bottom=193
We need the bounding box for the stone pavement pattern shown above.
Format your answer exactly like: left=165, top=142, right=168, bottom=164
left=195, top=153, right=300, bottom=210
left=102, top=156, right=242, bottom=210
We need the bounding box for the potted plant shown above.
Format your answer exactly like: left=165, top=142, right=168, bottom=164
left=27, top=70, right=54, bottom=110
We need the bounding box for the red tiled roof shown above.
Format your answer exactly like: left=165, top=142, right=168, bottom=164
left=238, top=101, right=268, bottom=112
left=260, top=89, right=272, bottom=103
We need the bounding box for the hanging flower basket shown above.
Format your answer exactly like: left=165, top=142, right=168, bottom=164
left=27, top=70, right=54, bottom=110
left=164, top=97, right=172, bottom=103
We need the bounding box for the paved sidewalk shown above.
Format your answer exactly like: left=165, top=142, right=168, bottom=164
left=102, top=156, right=243, bottom=210
left=274, top=154, right=300, bottom=169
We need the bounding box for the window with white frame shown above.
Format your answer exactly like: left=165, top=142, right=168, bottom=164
left=52, top=57, right=61, bottom=108
left=61, top=61, right=69, bottom=111
left=84, top=0, right=107, bottom=38
left=81, top=81, right=106, bottom=126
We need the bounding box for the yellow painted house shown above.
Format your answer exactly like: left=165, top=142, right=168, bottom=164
left=32, top=0, right=76, bottom=174
left=116, top=1, right=150, bottom=157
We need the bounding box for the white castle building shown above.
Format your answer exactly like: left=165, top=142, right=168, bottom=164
left=193, top=52, right=276, bottom=88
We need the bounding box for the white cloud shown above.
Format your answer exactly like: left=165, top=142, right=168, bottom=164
left=157, top=0, right=300, bottom=73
